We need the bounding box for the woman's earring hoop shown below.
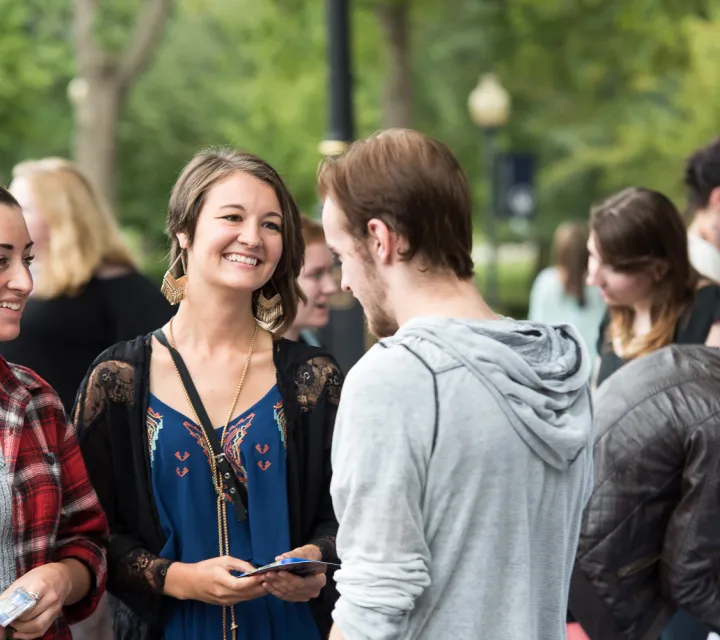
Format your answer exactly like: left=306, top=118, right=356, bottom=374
left=254, top=288, right=284, bottom=331
left=161, top=250, right=187, bottom=305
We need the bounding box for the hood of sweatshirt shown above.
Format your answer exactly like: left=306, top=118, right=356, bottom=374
left=385, top=317, right=593, bottom=470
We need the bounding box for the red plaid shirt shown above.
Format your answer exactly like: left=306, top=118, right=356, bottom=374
left=0, top=357, right=108, bottom=639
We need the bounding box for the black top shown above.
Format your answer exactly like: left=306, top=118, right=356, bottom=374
left=0, top=272, right=175, bottom=413
left=596, top=284, right=720, bottom=387
left=72, top=334, right=343, bottom=638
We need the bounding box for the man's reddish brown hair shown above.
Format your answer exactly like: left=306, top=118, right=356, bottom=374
left=317, top=129, right=475, bottom=279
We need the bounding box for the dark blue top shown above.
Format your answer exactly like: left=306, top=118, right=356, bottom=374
left=147, top=385, right=320, bottom=639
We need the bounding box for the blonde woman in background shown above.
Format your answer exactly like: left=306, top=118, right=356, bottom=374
left=284, top=215, right=338, bottom=347
left=528, top=221, right=606, bottom=357
left=1, top=158, right=174, bottom=414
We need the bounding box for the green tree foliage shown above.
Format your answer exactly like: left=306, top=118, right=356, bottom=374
left=2, top=0, right=720, bottom=277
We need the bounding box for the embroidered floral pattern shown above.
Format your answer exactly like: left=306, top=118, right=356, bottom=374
left=224, top=414, right=254, bottom=484
left=295, top=359, right=342, bottom=411
left=181, top=420, right=211, bottom=466
left=75, top=360, right=135, bottom=426
left=146, top=408, right=164, bottom=465
left=274, top=400, right=287, bottom=449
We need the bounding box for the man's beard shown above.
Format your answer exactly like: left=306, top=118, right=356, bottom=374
left=362, top=259, right=398, bottom=339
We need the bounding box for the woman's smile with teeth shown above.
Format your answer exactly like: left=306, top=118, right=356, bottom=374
left=224, top=254, right=259, bottom=266
left=0, top=302, right=21, bottom=311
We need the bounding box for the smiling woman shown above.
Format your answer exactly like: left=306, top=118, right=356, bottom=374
left=72, top=148, right=343, bottom=640
left=0, top=186, right=109, bottom=640
left=0, top=188, right=33, bottom=340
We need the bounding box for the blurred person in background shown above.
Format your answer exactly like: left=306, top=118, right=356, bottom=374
left=570, top=344, right=720, bottom=640
left=0, top=158, right=174, bottom=414
left=587, top=187, right=720, bottom=389
left=0, top=186, right=108, bottom=640
left=685, top=138, right=720, bottom=281
left=284, top=215, right=338, bottom=347
left=528, top=221, right=606, bottom=357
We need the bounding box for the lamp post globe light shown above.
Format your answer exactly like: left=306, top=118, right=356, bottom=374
left=468, top=74, right=511, bottom=129
left=468, top=74, right=511, bottom=308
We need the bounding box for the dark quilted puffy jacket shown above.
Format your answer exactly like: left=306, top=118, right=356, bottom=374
left=569, top=344, right=720, bottom=640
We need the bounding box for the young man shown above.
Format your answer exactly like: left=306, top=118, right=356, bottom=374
left=319, top=129, right=593, bottom=640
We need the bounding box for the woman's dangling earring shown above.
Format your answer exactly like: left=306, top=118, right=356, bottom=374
left=255, top=286, right=284, bottom=331
left=161, top=249, right=187, bottom=305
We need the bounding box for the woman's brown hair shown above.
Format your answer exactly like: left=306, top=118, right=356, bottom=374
left=553, top=222, right=589, bottom=307
left=590, top=187, right=699, bottom=359
left=167, top=147, right=305, bottom=335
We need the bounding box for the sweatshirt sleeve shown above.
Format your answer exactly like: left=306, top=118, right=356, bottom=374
left=330, top=346, right=435, bottom=639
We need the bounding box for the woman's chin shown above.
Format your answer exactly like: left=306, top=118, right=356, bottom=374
left=0, top=323, right=21, bottom=343
left=310, top=309, right=330, bottom=328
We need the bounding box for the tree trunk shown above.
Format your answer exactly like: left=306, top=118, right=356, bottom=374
left=376, top=1, right=413, bottom=129
left=71, top=0, right=173, bottom=208
left=72, top=76, right=121, bottom=205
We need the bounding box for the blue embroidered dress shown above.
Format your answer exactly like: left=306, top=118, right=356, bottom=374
left=147, top=385, right=320, bottom=639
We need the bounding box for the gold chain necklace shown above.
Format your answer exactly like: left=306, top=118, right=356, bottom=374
left=167, top=318, right=258, bottom=640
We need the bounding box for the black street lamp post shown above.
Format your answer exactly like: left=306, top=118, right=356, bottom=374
left=468, top=74, right=511, bottom=309
left=318, top=0, right=366, bottom=374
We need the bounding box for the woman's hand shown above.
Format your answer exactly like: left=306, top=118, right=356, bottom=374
left=261, top=571, right=327, bottom=603
left=1, top=562, right=74, bottom=639
left=275, top=544, right=323, bottom=563
left=164, top=557, right=266, bottom=606
left=262, top=544, right=326, bottom=602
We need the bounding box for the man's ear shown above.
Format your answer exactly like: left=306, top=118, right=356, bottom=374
left=367, top=219, right=393, bottom=264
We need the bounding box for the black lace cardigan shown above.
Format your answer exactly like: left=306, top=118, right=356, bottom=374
left=72, top=334, right=343, bottom=638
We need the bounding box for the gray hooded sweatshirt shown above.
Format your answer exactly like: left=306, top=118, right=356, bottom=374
left=331, top=317, right=593, bottom=640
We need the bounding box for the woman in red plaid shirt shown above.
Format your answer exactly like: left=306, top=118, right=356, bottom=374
left=0, top=186, right=108, bottom=639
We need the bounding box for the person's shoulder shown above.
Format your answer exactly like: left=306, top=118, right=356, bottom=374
left=275, top=338, right=343, bottom=404
left=685, top=281, right=720, bottom=324
left=532, top=267, right=561, bottom=292
left=594, top=345, right=720, bottom=434
left=344, top=339, right=431, bottom=391
left=694, top=281, right=720, bottom=300
left=7, top=361, right=56, bottom=396
left=95, top=334, right=149, bottom=366
left=79, top=335, right=147, bottom=399
left=74, top=338, right=145, bottom=426
left=276, top=338, right=341, bottom=372
left=5, top=361, right=66, bottom=418
left=535, top=266, right=560, bottom=284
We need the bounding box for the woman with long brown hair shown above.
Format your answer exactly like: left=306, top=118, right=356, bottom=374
left=528, top=221, right=606, bottom=356
left=587, top=187, right=720, bottom=388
